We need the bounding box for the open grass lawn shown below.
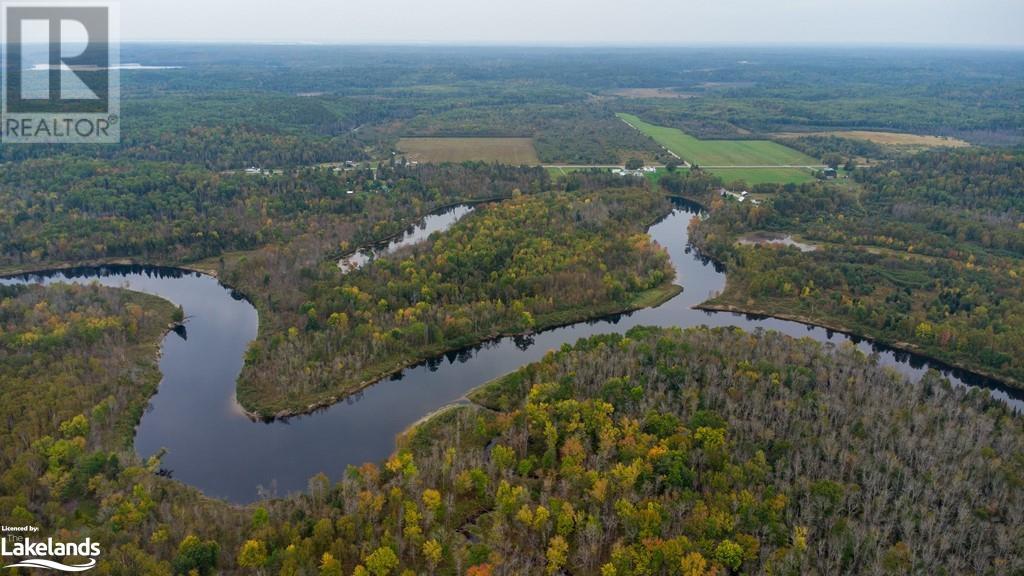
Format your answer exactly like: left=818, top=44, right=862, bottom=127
left=618, top=113, right=819, bottom=167
left=546, top=166, right=597, bottom=177
left=710, top=167, right=817, bottom=185
left=398, top=137, right=540, bottom=164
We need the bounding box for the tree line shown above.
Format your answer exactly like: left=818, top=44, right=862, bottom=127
left=686, top=149, right=1024, bottom=388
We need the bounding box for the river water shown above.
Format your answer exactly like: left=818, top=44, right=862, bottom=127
left=3, top=199, right=1021, bottom=503
left=339, top=204, right=475, bottom=273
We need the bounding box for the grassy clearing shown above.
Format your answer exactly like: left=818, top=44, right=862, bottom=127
left=645, top=167, right=689, bottom=185
left=628, top=283, right=684, bottom=308
left=545, top=166, right=604, bottom=177
left=618, top=113, right=818, bottom=166
left=608, top=88, right=696, bottom=99
left=711, top=167, right=816, bottom=185
left=398, top=137, right=540, bottom=164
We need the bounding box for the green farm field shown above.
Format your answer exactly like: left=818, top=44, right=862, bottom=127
left=617, top=113, right=819, bottom=167
left=710, top=167, right=816, bottom=185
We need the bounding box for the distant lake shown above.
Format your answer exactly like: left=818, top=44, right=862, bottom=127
left=29, top=63, right=183, bottom=71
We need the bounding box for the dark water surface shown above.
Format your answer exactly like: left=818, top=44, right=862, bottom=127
left=339, top=204, right=475, bottom=273
left=3, top=200, right=1021, bottom=503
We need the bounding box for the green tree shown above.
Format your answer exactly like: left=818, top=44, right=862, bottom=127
left=173, top=535, right=219, bottom=576
left=251, top=507, right=269, bottom=529
left=237, top=539, right=268, bottom=575
left=364, top=546, right=399, bottom=576
left=59, top=414, right=89, bottom=439
left=714, top=540, right=744, bottom=571
left=319, top=553, right=343, bottom=576
left=422, top=539, right=443, bottom=575
left=545, top=536, right=569, bottom=575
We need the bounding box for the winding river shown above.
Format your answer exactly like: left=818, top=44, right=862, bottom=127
left=3, top=199, right=1021, bottom=504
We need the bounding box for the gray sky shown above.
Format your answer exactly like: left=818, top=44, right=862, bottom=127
left=120, top=0, right=1024, bottom=47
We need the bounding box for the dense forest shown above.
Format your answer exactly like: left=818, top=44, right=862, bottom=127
left=237, top=188, right=678, bottom=417
left=0, top=160, right=549, bottom=271
left=452, top=327, right=1023, bottom=574
left=688, top=149, right=1024, bottom=387
left=0, top=283, right=176, bottom=464
left=3, top=46, right=1021, bottom=171
left=612, top=48, right=1024, bottom=143
left=0, top=160, right=685, bottom=419
left=1, top=44, right=1023, bottom=575
left=0, top=283, right=248, bottom=576
left=775, top=135, right=892, bottom=166
left=198, top=163, right=557, bottom=402
left=2, top=287, right=1020, bottom=575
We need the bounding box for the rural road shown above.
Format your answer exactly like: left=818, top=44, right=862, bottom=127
left=542, top=164, right=661, bottom=169
left=541, top=164, right=826, bottom=169
left=700, top=164, right=827, bottom=169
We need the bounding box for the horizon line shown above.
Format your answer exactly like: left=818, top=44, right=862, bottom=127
left=113, top=40, right=1024, bottom=51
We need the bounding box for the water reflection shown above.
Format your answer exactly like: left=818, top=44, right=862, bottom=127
left=339, top=205, right=474, bottom=273
left=1, top=198, right=1020, bottom=503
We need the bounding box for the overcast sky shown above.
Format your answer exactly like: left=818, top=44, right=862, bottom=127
left=117, top=0, right=1024, bottom=47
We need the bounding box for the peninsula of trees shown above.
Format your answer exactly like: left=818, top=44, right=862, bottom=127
left=238, top=188, right=680, bottom=417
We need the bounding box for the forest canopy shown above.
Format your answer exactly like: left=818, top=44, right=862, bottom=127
left=5, top=288, right=1020, bottom=575
left=1, top=44, right=1023, bottom=576
left=237, top=188, right=679, bottom=417
left=688, top=149, right=1024, bottom=388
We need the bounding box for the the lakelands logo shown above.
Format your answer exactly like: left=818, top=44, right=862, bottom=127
left=1, top=1, right=120, bottom=143
left=1, top=525, right=100, bottom=572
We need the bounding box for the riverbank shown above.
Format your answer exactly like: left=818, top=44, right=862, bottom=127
left=331, top=197, right=507, bottom=264
left=237, top=281, right=683, bottom=421
left=697, top=300, right=1024, bottom=392
left=234, top=189, right=680, bottom=419
left=0, top=198, right=683, bottom=423
left=0, top=257, right=178, bottom=278
left=0, top=197, right=514, bottom=287
left=390, top=325, right=1024, bottom=575
left=6, top=202, right=1020, bottom=504
left=677, top=186, right=1024, bottom=393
